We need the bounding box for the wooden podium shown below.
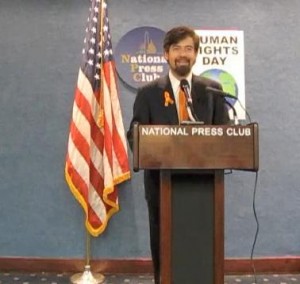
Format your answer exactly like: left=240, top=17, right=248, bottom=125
left=133, top=123, right=259, bottom=284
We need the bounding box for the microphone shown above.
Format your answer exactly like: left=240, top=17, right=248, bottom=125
left=205, top=86, right=239, bottom=125
left=205, top=86, right=237, bottom=100
left=180, top=79, right=199, bottom=122
left=180, top=79, right=193, bottom=104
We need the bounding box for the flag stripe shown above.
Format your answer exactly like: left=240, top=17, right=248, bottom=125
left=107, top=64, right=129, bottom=174
left=103, top=62, right=130, bottom=176
left=65, top=159, right=104, bottom=232
left=75, top=73, right=105, bottom=163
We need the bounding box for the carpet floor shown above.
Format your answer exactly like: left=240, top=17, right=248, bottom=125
left=0, top=272, right=300, bottom=284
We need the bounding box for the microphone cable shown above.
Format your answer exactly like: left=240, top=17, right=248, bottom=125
left=234, top=97, right=252, bottom=124
left=250, top=171, right=260, bottom=284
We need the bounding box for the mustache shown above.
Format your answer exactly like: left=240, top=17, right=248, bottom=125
left=175, top=57, right=190, bottom=63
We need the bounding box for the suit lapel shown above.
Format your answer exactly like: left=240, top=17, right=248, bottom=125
left=158, top=76, right=179, bottom=124
left=191, top=75, right=206, bottom=107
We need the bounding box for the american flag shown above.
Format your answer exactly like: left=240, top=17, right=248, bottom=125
left=65, top=0, right=130, bottom=237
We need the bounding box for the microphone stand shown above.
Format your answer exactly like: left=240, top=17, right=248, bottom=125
left=180, top=80, right=200, bottom=123
left=224, top=100, right=239, bottom=125
left=205, top=86, right=240, bottom=125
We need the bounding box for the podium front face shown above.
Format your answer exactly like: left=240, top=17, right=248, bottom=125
left=133, top=124, right=259, bottom=284
left=160, top=170, right=224, bottom=284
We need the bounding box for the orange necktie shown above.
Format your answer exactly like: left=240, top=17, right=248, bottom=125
left=179, top=89, right=189, bottom=122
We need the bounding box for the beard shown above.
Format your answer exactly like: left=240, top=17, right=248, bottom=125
left=172, top=57, right=195, bottom=77
left=174, top=65, right=191, bottom=77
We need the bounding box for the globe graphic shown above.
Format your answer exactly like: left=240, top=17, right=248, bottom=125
left=200, top=69, right=238, bottom=103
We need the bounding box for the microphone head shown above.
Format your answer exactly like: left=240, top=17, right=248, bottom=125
left=180, top=79, right=189, bottom=89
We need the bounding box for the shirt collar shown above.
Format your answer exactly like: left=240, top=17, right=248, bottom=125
left=169, top=71, right=193, bottom=94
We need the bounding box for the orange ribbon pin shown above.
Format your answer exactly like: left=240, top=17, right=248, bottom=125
left=164, top=91, right=174, bottom=107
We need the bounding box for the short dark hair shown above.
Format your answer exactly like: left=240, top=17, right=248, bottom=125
left=163, top=26, right=200, bottom=52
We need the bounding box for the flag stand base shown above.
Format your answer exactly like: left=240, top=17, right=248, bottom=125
left=70, top=265, right=105, bottom=284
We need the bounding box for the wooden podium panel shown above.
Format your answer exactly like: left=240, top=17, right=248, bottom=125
left=133, top=123, right=259, bottom=171
left=133, top=123, right=259, bottom=284
left=160, top=170, right=224, bottom=284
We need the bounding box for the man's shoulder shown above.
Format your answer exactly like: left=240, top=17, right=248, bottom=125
left=138, top=75, right=168, bottom=92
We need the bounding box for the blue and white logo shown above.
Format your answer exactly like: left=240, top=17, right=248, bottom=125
left=115, top=26, right=168, bottom=89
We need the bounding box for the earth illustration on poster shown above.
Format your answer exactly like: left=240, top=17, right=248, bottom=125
left=200, top=68, right=238, bottom=106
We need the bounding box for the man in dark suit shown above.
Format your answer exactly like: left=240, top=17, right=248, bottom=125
left=127, top=26, right=229, bottom=284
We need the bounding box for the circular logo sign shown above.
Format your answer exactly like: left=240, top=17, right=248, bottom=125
left=114, top=26, right=169, bottom=89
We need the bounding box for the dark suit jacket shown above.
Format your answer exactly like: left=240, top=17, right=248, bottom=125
left=127, top=74, right=229, bottom=203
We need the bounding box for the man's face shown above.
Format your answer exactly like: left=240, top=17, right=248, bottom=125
left=164, top=36, right=197, bottom=79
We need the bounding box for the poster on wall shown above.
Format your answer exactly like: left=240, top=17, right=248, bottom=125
left=193, top=29, right=245, bottom=120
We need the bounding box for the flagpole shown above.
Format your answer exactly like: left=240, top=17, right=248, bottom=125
left=70, top=231, right=105, bottom=284
left=98, top=0, right=105, bottom=127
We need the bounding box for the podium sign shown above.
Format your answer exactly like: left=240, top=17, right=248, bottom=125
left=133, top=123, right=259, bottom=284
left=133, top=123, right=258, bottom=171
